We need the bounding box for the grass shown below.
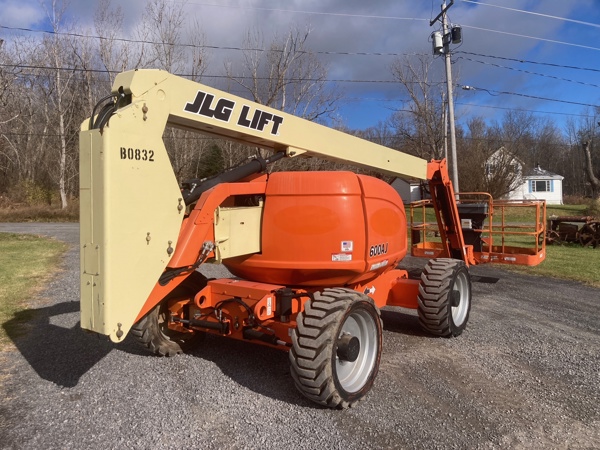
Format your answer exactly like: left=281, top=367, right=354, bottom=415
left=504, top=244, right=600, bottom=288
left=0, top=233, right=68, bottom=349
left=546, top=204, right=588, bottom=217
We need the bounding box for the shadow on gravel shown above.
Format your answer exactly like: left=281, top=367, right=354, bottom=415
left=380, top=308, right=432, bottom=337
left=179, top=314, right=434, bottom=408
left=189, top=335, right=318, bottom=409
left=3, top=301, right=113, bottom=388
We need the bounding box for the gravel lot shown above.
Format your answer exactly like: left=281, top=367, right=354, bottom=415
left=0, top=222, right=599, bottom=449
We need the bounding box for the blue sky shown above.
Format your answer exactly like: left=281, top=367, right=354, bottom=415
left=1, top=0, right=599, bottom=134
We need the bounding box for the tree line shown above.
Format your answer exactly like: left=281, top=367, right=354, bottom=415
left=0, top=0, right=599, bottom=210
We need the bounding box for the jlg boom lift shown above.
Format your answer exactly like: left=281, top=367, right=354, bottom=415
left=80, top=70, right=545, bottom=408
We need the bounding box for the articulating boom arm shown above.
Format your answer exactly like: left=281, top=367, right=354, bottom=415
left=99, top=70, right=428, bottom=179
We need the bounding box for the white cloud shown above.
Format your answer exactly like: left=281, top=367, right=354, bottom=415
left=0, top=0, right=45, bottom=28
left=2, top=0, right=598, bottom=128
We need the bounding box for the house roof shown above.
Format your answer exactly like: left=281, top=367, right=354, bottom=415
left=525, top=165, right=564, bottom=180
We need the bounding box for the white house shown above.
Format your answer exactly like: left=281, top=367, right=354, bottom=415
left=485, top=148, right=564, bottom=205
left=507, top=165, right=564, bottom=205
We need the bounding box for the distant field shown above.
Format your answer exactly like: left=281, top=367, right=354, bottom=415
left=505, top=244, right=600, bottom=288
left=0, top=205, right=78, bottom=223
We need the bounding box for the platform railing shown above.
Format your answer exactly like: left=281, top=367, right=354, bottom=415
left=410, top=193, right=546, bottom=266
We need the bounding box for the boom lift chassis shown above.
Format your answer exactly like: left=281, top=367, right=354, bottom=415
left=80, top=70, right=545, bottom=408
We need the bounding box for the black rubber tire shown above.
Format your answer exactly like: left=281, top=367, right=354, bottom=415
left=289, top=288, right=382, bottom=409
left=417, top=258, right=472, bottom=337
left=131, top=271, right=207, bottom=356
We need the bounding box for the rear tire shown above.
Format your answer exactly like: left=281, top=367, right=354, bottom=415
left=417, top=258, right=471, bottom=337
left=289, top=288, right=382, bottom=409
left=131, top=271, right=207, bottom=356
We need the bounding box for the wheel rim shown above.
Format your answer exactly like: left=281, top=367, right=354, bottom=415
left=335, top=307, right=378, bottom=393
left=451, top=270, right=470, bottom=326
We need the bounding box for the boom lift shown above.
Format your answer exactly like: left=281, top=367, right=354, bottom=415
left=80, top=69, right=545, bottom=408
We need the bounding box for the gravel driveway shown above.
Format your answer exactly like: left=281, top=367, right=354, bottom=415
left=0, top=223, right=599, bottom=449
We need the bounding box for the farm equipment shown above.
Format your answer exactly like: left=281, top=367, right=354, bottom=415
left=79, top=70, right=546, bottom=408
left=546, top=215, right=600, bottom=248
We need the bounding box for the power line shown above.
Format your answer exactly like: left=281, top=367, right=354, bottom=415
left=455, top=56, right=600, bottom=88
left=169, top=3, right=600, bottom=52
left=0, top=24, right=426, bottom=58
left=11, top=67, right=418, bottom=88
left=3, top=62, right=597, bottom=110
left=4, top=18, right=598, bottom=59
left=1, top=63, right=424, bottom=85
left=357, top=133, right=575, bottom=149
left=456, top=51, right=600, bottom=73
left=363, top=99, right=596, bottom=119
left=0, top=131, right=218, bottom=140
left=460, top=1, right=600, bottom=29
left=454, top=101, right=595, bottom=119
left=6, top=19, right=598, bottom=80
left=461, top=24, right=600, bottom=52
left=176, top=1, right=430, bottom=22
left=460, top=84, right=598, bottom=108
left=0, top=24, right=259, bottom=52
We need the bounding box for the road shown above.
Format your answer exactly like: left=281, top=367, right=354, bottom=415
left=0, top=223, right=599, bottom=449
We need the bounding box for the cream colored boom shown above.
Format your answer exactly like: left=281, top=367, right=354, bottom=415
left=80, top=69, right=427, bottom=342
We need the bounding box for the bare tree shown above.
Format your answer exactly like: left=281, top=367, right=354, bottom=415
left=41, top=0, right=80, bottom=209
left=456, top=113, right=568, bottom=200
left=142, top=0, right=186, bottom=73
left=138, top=0, right=212, bottom=182
left=484, top=111, right=543, bottom=199
left=389, top=55, right=446, bottom=160
left=187, top=17, right=208, bottom=82
left=94, top=0, right=136, bottom=83
left=357, top=123, right=396, bottom=152
left=457, top=117, right=489, bottom=193
left=582, top=139, right=600, bottom=198
left=571, top=109, right=600, bottom=201
left=225, top=26, right=340, bottom=122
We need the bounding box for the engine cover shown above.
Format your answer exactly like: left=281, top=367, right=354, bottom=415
left=223, top=171, right=407, bottom=287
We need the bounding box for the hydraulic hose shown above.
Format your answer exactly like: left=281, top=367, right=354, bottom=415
left=182, top=151, right=286, bottom=205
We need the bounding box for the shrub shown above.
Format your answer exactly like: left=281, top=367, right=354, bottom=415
left=6, top=180, right=56, bottom=206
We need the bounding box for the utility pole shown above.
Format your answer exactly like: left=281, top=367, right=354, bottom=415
left=430, top=0, right=460, bottom=193
left=442, top=91, right=448, bottom=161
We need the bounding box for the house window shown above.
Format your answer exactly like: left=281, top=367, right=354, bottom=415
left=531, top=180, right=551, bottom=192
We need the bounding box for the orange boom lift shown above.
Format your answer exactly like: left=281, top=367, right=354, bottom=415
left=80, top=70, right=545, bottom=408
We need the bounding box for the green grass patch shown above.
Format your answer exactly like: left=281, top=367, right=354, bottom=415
left=546, top=204, right=588, bottom=217
left=0, top=233, right=68, bottom=349
left=503, top=244, right=600, bottom=288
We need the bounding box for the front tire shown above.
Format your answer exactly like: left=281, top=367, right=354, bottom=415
left=131, top=271, right=207, bottom=356
left=417, top=258, right=472, bottom=337
left=289, top=288, right=382, bottom=409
